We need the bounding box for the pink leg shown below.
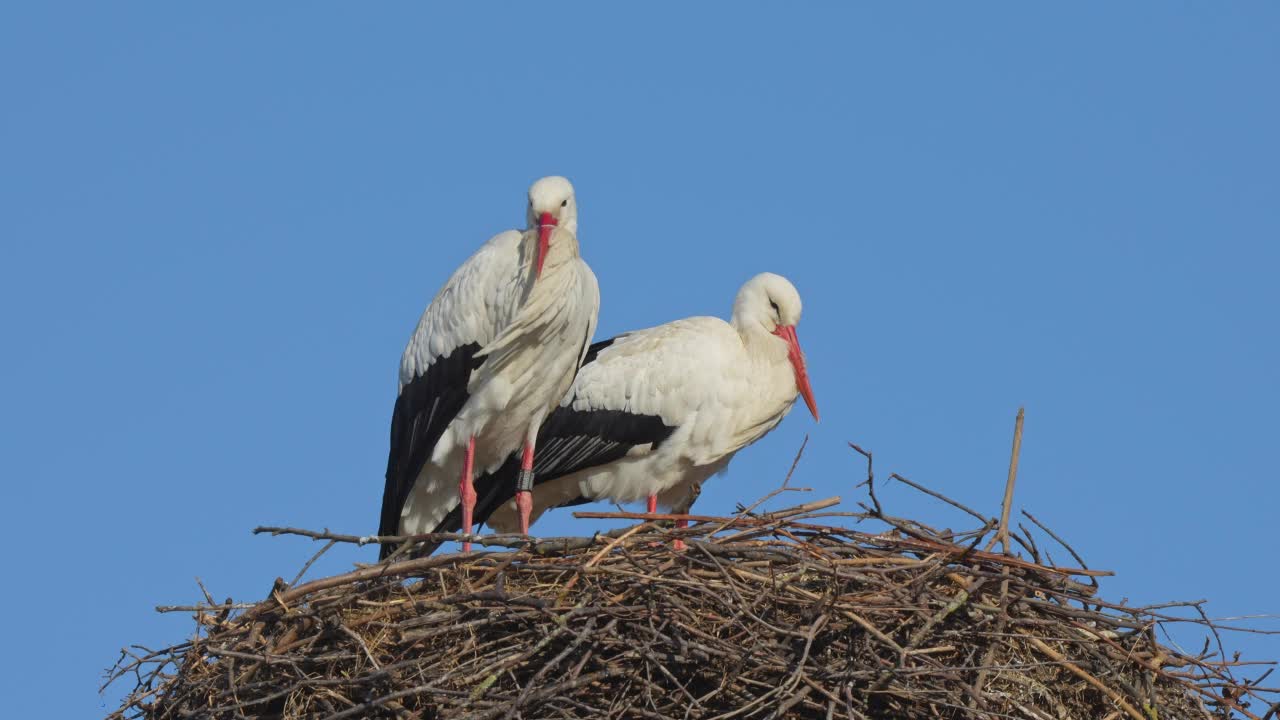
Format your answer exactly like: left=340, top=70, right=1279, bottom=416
left=674, top=518, right=688, bottom=551
left=646, top=495, right=677, bottom=549
left=516, top=442, right=535, bottom=535
left=459, top=436, right=476, bottom=552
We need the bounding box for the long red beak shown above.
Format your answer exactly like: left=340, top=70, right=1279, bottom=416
left=773, top=324, right=819, bottom=421
left=536, top=212, right=557, bottom=278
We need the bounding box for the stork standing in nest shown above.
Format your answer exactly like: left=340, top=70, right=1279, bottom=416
left=379, top=176, right=599, bottom=557
left=434, top=273, right=818, bottom=543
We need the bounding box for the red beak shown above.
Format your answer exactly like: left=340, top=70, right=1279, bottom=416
left=773, top=324, right=819, bottom=421
left=536, top=212, right=557, bottom=278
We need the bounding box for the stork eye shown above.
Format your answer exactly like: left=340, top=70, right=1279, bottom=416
left=561, top=199, right=568, bottom=207
left=769, top=300, right=780, bottom=316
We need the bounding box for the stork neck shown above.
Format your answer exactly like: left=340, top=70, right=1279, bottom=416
left=737, top=322, right=790, bottom=372
left=528, top=226, right=581, bottom=276
left=736, top=323, right=802, bottom=425
left=731, top=307, right=776, bottom=345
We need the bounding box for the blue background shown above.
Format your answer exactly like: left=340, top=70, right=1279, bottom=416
left=1, top=4, right=1276, bottom=716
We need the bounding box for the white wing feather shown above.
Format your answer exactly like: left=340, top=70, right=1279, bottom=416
left=568, top=317, right=752, bottom=464
left=399, top=230, right=526, bottom=389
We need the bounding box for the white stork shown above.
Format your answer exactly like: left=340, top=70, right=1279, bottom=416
left=450, top=272, right=818, bottom=539
left=378, top=176, right=599, bottom=558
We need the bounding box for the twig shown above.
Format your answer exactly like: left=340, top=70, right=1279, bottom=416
left=290, top=539, right=337, bottom=588
left=574, top=497, right=841, bottom=524
left=848, top=442, right=881, bottom=517
left=984, top=407, right=1024, bottom=555
left=889, top=472, right=993, bottom=527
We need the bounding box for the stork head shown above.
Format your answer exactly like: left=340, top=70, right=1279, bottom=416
left=733, top=273, right=819, bottom=421
left=526, top=176, right=577, bottom=278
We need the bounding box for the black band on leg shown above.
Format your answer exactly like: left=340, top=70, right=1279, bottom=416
left=516, top=468, right=535, bottom=493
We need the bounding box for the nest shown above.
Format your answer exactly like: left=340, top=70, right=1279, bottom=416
left=106, top=445, right=1276, bottom=719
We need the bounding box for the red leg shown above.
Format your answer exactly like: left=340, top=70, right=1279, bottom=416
left=645, top=495, right=668, bottom=549
left=516, top=442, right=535, bottom=535
left=674, top=518, right=688, bottom=551
left=459, top=436, right=476, bottom=552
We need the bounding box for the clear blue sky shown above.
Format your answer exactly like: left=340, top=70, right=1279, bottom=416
left=2, top=4, right=1276, bottom=716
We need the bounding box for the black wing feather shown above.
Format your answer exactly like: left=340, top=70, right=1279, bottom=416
left=580, top=336, right=616, bottom=366
left=379, top=343, right=483, bottom=559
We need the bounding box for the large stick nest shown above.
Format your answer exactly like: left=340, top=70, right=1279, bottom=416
left=106, top=452, right=1275, bottom=719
